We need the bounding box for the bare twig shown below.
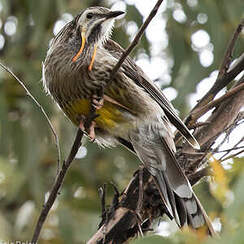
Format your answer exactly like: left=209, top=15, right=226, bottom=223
left=110, top=0, right=165, bottom=78
left=214, top=115, right=243, bottom=154
left=31, top=129, right=84, bottom=243
left=0, top=62, right=61, bottom=170
left=214, top=145, right=244, bottom=153
left=219, top=135, right=244, bottom=160
left=220, top=149, right=244, bottom=163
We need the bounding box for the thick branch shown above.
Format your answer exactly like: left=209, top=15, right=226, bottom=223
left=190, top=82, right=244, bottom=121
left=182, top=80, right=244, bottom=155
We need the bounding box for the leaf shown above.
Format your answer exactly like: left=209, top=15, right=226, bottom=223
left=209, top=155, right=231, bottom=206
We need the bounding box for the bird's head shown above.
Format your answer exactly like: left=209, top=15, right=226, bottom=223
left=77, top=7, right=124, bottom=44
left=71, top=7, right=124, bottom=62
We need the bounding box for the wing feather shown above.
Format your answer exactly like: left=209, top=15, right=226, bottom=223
left=104, top=40, right=199, bottom=149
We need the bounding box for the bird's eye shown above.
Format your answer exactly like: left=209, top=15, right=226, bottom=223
left=86, top=13, right=93, bottom=19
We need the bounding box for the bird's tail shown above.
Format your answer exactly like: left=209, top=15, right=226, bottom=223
left=154, top=171, right=215, bottom=236
left=129, top=122, right=216, bottom=236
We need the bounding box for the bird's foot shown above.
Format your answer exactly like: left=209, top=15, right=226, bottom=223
left=77, top=91, right=103, bottom=141
left=91, top=94, right=104, bottom=110
left=78, top=115, right=97, bottom=141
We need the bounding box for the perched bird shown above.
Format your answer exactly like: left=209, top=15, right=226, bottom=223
left=43, top=7, right=215, bottom=235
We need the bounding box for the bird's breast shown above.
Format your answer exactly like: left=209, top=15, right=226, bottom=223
left=63, top=98, right=132, bottom=131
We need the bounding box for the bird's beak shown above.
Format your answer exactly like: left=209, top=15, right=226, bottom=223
left=105, top=10, right=125, bottom=19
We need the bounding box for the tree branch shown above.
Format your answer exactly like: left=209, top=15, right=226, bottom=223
left=185, top=20, right=244, bottom=126
left=110, top=0, right=165, bottom=78
left=218, top=19, right=244, bottom=77
left=190, top=81, right=244, bottom=121
left=31, top=128, right=83, bottom=243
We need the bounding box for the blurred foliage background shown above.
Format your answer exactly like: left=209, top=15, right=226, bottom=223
left=0, top=0, right=243, bottom=243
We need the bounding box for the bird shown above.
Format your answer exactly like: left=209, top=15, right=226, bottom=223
left=42, top=6, right=215, bottom=235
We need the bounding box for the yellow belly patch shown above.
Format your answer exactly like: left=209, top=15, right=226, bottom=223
left=66, top=98, right=124, bottom=129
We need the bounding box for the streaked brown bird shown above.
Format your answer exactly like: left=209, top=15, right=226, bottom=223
left=43, top=6, right=215, bottom=234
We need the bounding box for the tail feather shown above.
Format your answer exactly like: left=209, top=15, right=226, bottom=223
left=154, top=172, right=179, bottom=225
left=155, top=170, right=215, bottom=235
left=175, top=197, right=187, bottom=227
left=128, top=122, right=216, bottom=236
left=154, top=173, right=174, bottom=219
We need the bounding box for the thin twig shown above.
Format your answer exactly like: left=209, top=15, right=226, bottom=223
left=110, top=0, right=165, bottom=78
left=214, top=145, right=244, bottom=153
left=220, top=149, right=244, bottom=163
left=214, top=112, right=244, bottom=160
left=219, top=135, right=244, bottom=160
left=31, top=128, right=84, bottom=243
left=0, top=62, right=61, bottom=171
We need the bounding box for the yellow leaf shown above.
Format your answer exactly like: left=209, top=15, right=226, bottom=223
left=208, top=154, right=232, bottom=206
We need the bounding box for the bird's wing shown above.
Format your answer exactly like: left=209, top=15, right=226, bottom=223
left=104, top=95, right=135, bottom=114
left=104, top=40, right=199, bottom=149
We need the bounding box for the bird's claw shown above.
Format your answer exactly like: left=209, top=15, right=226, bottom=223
left=77, top=93, right=104, bottom=141
left=92, top=94, right=104, bottom=110
left=79, top=116, right=97, bottom=141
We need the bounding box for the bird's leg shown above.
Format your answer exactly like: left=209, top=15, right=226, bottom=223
left=86, top=121, right=96, bottom=141
left=78, top=114, right=97, bottom=141
left=78, top=87, right=104, bottom=141
left=78, top=115, right=86, bottom=131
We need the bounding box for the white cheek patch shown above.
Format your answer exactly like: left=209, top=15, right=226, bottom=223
left=100, top=19, right=115, bottom=44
